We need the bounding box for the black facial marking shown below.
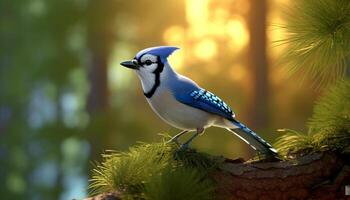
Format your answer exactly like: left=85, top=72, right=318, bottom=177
left=144, top=56, right=164, bottom=98
left=137, top=54, right=154, bottom=67
left=135, top=56, right=142, bottom=67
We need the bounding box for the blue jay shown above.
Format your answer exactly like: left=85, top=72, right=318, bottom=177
left=121, top=46, right=277, bottom=157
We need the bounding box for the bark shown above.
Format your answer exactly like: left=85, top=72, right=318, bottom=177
left=214, top=152, right=350, bottom=200
left=84, top=152, right=350, bottom=200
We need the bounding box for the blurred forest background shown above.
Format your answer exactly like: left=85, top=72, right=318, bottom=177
left=0, top=0, right=321, bottom=199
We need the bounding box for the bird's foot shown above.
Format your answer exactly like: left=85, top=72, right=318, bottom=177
left=166, top=130, right=189, bottom=145
left=178, top=143, right=189, bottom=151
left=166, top=137, right=180, bottom=145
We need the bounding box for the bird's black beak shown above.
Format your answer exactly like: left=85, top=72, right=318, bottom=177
left=120, top=59, right=140, bottom=70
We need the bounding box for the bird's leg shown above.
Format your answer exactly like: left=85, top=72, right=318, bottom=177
left=167, top=130, right=188, bottom=144
left=179, top=128, right=204, bottom=150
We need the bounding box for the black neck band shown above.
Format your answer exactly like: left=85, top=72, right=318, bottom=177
left=144, top=57, right=164, bottom=98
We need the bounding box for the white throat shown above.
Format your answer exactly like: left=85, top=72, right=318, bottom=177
left=138, top=72, right=156, bottom=94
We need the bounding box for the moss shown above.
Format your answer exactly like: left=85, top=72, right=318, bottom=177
left=89, top=138, right=223, bottom=199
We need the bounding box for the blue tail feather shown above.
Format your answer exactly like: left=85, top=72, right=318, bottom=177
left=228, top=119, right=278, bottom=156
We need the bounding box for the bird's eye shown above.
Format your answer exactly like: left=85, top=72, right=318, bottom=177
left=144, top=60, right=153, bottom=66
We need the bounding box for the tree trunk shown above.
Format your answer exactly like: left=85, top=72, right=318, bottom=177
left=86, top=37, right=110, bottom=162
left=247, top=0, right=269, bottom=130
left=85, top=0, right=117, bottom=162
left=86, top=0, right=112, bottom=114
left=86, top=51, right=109, bottom=114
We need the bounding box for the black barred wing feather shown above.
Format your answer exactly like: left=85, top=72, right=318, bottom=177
left=175, top=88, right=235, bottom=119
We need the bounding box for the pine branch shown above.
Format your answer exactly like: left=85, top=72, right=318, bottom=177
left=275, top=0, right=350, bottom=87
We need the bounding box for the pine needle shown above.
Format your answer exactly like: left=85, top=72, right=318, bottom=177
left=88, top=139, right=220, bottom=199
left=275, top=0, right=350, bottom=87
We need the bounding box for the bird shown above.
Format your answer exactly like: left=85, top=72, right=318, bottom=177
left=120, top=46, right=278, bottom=157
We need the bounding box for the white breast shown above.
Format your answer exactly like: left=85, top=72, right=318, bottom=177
left=146, top=87, right=217, bottom=130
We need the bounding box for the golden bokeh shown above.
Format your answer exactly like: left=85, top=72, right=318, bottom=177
left=162, top=0, right=252, bottom=78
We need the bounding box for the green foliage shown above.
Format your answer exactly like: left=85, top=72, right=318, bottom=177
left=309, top=79, right=350, bottom=151
left=276, top=0, right=350, bottom=86
left=308, top=79, right=350, bottom=135
left=89, top=139, right=220, bottom=199
left=89, top=143, right=172, bottom=196
left=275, top=79, right=350, bottom=158
left=144, top=167, right=214, bottom=200
left=274, top=129, right=315, bottom=157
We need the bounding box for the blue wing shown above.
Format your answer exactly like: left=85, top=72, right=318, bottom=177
left=174, top=88, right=235, bottom=120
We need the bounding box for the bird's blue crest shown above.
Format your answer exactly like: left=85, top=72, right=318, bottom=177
left=136, top=46, right=179, bottom=61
